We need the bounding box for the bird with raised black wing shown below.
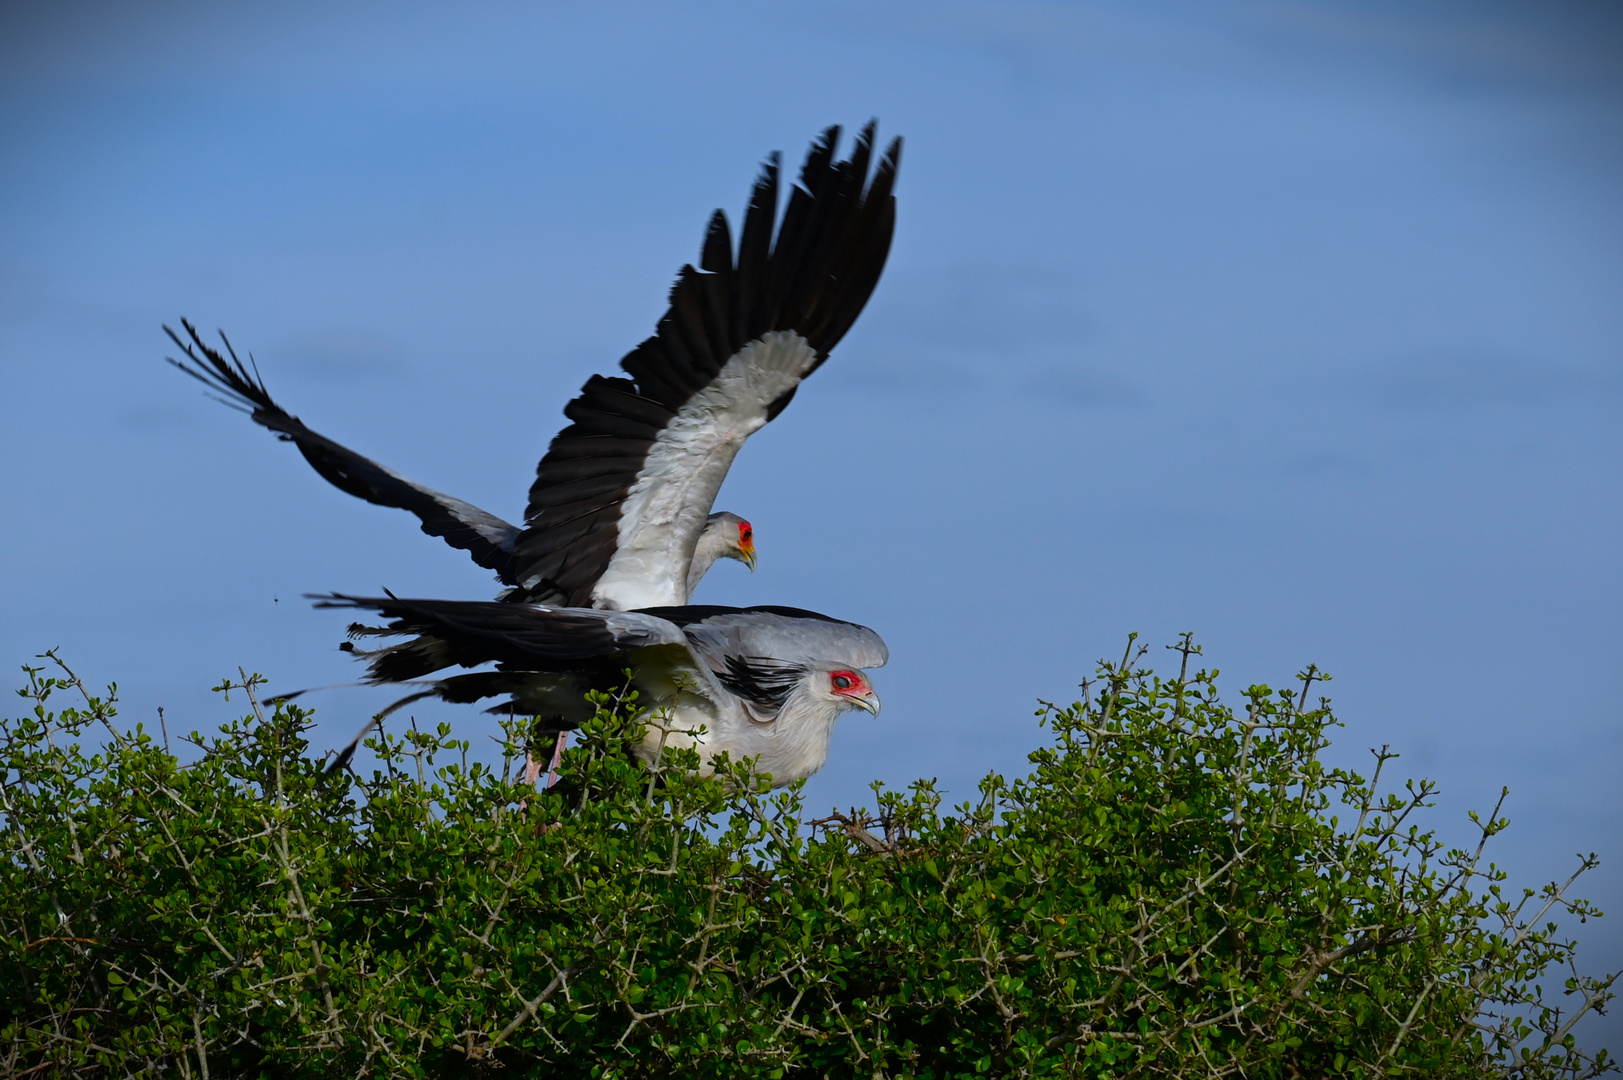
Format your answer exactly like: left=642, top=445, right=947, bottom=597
left=166, top=121, right=899, bottom=610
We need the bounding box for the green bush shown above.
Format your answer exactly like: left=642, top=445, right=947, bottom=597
left=1, top=638, right=1614, bottom=1078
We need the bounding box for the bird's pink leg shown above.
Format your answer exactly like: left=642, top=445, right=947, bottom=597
left=515, top=732, right=567, bottom=814
left=545, top=731, right=568, bottom=788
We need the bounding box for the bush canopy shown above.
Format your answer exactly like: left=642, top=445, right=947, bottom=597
left=1, top=637, right=1615, bottom=1078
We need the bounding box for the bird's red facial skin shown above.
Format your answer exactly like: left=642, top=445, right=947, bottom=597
left=737, top=521, right=755, bottom=557
left=829, top=670, right=866, bottom=695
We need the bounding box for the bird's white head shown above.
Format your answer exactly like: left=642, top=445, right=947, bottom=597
left=705, top=511, right=757, bottom=572
left=819, top=667, right=880, bottom=716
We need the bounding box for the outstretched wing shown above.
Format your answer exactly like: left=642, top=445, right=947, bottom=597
left=312, top=594, right=699, bottom=772
left=166, top=320, right=525, bottom=581
left=315, top=593, right=692, bottom=682
left=507, top=122, right=902, bottom=610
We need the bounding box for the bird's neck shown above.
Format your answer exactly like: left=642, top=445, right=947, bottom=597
left=718, top=691, right=844, bottom=787
left=685, top=526, right=729, bottom=599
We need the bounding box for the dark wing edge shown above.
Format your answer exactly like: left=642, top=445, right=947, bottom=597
left=634, top=603, right=863, bottom=628
left=314, top=593, right=620, bottom=681
left=166, top=320, right=526, bottom=582
left=508, top=122, right=903, bottom=605
left=312, top=593, right=685, bottom=680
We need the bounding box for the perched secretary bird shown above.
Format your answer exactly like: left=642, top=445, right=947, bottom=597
left=166, top=121, right=900, bottom=611
left=317, top=594, right=887, bottom=786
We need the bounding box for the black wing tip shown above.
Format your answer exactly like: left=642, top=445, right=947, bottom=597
left=810, top=123, right=841, bottom=162
left=879, top=134, right=903, bottom=183
left=164, top=318, right=286, bottom=418
left=787, top=120, right=900, bottom=196
left=307, top=591, right=393, bottom=611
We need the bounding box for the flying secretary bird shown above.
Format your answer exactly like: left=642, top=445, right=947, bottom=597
left=176, top=123, right=903, bottom=785
left=319, top=594, right=887, bottom=786
left=167, top=121, right=901, bottom=614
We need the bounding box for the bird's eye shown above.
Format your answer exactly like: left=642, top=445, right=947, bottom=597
left=832, top=674, right=853, bottom=690
left=739, top=525, right=753, bottom=543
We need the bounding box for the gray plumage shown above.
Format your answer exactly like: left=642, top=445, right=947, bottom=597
left=318, top=595, right=885, bottom=786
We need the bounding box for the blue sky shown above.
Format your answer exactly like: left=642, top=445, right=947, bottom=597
left=3, top=0, right=1620, bottom=1046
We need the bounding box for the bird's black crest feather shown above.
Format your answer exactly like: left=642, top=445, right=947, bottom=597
left=713, top=655, right=806, bottom=713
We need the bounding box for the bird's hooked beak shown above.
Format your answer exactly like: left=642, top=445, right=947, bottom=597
left=738, top=538, right=757, bottom=573
left=850, top=688, right=880, bottom=716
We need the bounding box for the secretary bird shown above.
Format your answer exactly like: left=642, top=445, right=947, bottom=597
left=166, top=121, right=900, bottom=611
left=317, top=594, right=886, bottom=787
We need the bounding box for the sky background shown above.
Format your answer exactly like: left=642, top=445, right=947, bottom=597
left=3, top=0, right=1620, bottom=1048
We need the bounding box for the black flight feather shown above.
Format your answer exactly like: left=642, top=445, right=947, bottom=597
left=165, top=320, right=524, bottom=580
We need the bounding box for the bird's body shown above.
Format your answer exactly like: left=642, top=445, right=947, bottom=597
left=323, top=595, right=885, bottom=786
